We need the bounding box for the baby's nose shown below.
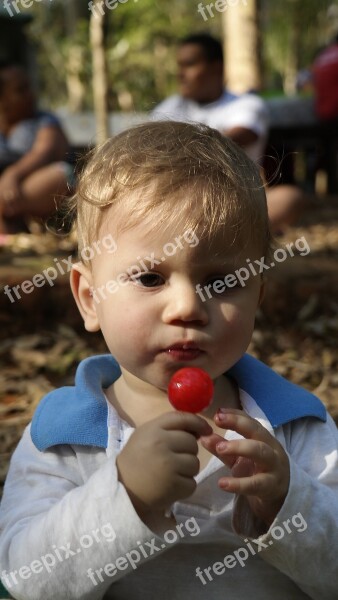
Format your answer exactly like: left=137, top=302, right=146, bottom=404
left=162, top=281, right=209, bottom=325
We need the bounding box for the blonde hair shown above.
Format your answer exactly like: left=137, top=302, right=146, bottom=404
left=70, top=121, right=272, bottom=262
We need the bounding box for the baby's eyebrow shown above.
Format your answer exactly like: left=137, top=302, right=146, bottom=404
left=122, top=255, right=165, bottom=269
left=192, top=257, right=239, bottom=269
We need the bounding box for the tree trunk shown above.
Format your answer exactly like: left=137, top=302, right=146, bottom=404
left=153, top=38, right=169, bottom=99
left=283, top=4, right=301, bottom=96
left=65, top=45, right=86, bottom=113
left=63, top=0, right=89, bottom=112
left=222, top=0, right=262, bottom=93
left=90, top=1, right=109, bottom=145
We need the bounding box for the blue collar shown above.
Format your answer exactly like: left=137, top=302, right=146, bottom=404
left=31, top=354, right=326, bottom=451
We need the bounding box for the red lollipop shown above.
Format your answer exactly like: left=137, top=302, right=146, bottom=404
left=168, top=367, right=214, bottom=413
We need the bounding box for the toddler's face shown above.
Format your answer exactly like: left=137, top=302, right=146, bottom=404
left=76, top=205, right=264, bottom=391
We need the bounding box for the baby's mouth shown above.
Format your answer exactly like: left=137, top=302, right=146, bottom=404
left=163, top=343, right=204, bottom=361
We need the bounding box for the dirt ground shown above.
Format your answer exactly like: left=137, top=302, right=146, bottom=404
left=0, top=193, right=337, bottom=496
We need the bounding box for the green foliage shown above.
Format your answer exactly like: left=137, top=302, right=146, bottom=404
left=25, top=0, right=223, bottom=111
left=104, top=0, right=223, bottom=110
left=22, top=0, right=337, bottom=108
left=23, top=0, right=221, bottom=111
left=262, top=0, right=335, bottom=91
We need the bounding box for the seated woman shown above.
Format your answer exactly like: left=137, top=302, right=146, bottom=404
left=0, top=63, right=74, bottom=233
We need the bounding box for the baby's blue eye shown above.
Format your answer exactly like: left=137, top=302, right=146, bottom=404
left=132, top=273, right=164, bottom=287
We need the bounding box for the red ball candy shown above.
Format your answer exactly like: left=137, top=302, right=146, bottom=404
left=168, top=367, right=214, bottom=413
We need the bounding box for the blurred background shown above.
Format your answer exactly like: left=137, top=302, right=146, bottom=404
left=1, top=0, right=336, bottom=112
left=0, top=0, right=337, bottom=509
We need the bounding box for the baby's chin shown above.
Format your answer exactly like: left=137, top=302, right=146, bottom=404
left=118, top=363, right=169, bottom=393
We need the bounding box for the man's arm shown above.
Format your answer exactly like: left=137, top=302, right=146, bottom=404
left=223, top=126, right=259, bottom=149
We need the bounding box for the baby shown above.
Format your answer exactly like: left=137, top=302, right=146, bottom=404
left=1, top=121, right=338, bottom=600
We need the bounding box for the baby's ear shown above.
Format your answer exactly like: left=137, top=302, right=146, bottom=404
left=70, top=262, right=100, bottom=332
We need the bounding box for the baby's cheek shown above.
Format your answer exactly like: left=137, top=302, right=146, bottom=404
left=219, top=304, right=247, bottom=326
left=116, top=310, right=149, bottom=352
left=218, top=306, right=255, bottom=344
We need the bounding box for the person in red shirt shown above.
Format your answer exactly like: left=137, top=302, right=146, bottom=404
left=312, top=34, right=338, bottom=121
left=312, top=35, right=338, bottom=192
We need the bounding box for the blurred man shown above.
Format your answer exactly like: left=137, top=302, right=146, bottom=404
left=153, top=33, right=268, bottom=163
left=152, top=34, right=305, bottom=232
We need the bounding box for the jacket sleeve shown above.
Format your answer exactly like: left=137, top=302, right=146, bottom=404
left=232, top=413, right=338, bottom=600
left=0, top=425, right=169, bottom=600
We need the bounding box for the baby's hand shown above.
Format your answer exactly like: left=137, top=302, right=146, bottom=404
left=200, top=409, right=290, bottom=526
left=116, top=412, right=212, bottom=516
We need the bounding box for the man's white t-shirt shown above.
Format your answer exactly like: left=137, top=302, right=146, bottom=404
left=152, top=91, right=269, bottom=163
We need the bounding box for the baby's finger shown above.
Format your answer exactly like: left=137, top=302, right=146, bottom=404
left=216, top=439, right=276, bottom=471
left=168, top=431, right=199, bottom=455
left=199, top=432, right=225, bottom=452
left=200, top=433, right=239, bottom=469
left=218, top=471, right=275, bottom=496
left=175, top=454, right=200, bottom=477
left=230, top=457, right=255, bottom=478
left=160, top=411, right=213, bottom=438
left=215, top=410, right=276, bottom=446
